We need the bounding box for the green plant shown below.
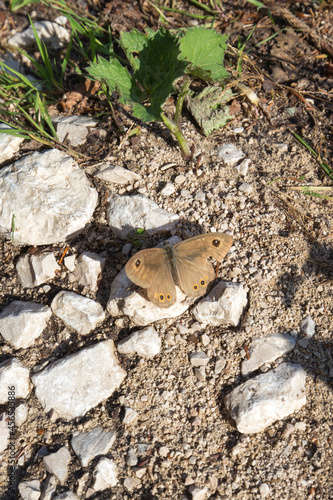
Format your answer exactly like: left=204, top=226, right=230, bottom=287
left=15, top=16, right=73, bottom=91
left=87, top=27, right=230, bottom=160
left=9, top=0, right=39, bottom=11
left=127, top=228, right=147, bottom=248
left=0, top=61, right=57, bottom=140
left=0, top=8, right=102, bottom=155
left=291, top=132, right=333, bottom=181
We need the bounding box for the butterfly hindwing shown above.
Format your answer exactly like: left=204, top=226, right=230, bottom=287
left=125, top=248, right=177, bottom=307
left=172, top=251, right=215, bottom=297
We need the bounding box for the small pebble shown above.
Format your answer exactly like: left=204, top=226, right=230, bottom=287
left=175, top=175, right=186, bottom=185
left=259, top=482, right=270, bottom=498
left=122, top=243, right=132, bottom=256
left=160, top=182, right=176, bottom=196
left=159, top=446, right=169, bottom=458
left=126, top=448, right=138, bottom=467
left=238, top=182, right=253, bottom=194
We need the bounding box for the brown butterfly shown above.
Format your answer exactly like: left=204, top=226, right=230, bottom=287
left=125, top=232, right=233, bottom=308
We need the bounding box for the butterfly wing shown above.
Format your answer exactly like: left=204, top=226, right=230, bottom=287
left=172, top=252, right=215, bottom=297
left=174, top=233, right=233, bottom=261
left=173, top=233, right=233, bottom=297
left=125, top=248, right=177, bottom=308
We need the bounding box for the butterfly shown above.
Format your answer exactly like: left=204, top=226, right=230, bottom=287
left=125, top=232, right=233, bottom=308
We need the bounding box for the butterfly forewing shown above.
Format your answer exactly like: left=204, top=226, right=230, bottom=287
left=125, top=248, right=177, bottom=307
left=174, top=233, right=233, bottom=261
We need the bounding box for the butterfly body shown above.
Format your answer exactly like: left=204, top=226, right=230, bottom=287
left=125, top=233, right=233, bottom=308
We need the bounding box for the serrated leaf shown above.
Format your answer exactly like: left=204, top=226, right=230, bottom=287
left=186, top=86, right=233, bottom=136
left=131, top=29, right=188, bottom=121
left=179, top=27, right=230, bottom=82
left=119, top=28, right=155, bottom=71
left=87, top=56, right=139, bottom=104
left=87, top=29, right=188, bottom=122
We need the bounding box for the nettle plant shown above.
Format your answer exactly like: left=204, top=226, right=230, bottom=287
left=87, top=27, right=232, bottom=160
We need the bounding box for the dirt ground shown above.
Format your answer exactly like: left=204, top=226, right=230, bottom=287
left=0, top=0, right=332, bottom=499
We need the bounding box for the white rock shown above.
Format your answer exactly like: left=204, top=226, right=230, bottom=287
left=31, top=340, right=126, bottom=419
left=201, top=333, right=210, bottom=346
left=0, top=358, right=30, bottom=404
left=16, top=253, right=61, bottom=288
left=8, top=19, right=70, bottom=50
left=123, top=477, right=141, bottom=491
left=0, top=123, right=24, bottom=162
left=64, top=255, right=76, bottom=272
left=122, top=243, right=133, bottom=256
left=188, top=485, right=209, bottom=500
left=107, top=192, right=178, bottom=239
left=51, top=291, right=105, bottom=335
left=217, top=144, right=245, bottom=166
left=18, top=479, right=41, bottom=500
left=160, top=183, right=176, bottom=196
left=190, top=352, right=209, bottom=367
left=0, top=300, right=52, bottom=348
left=43, top=447, right=71, bottom=485
left=73, top=251, right=105, bottom=292
left=137, top=443, right=150, bottom=455
left=236, top=158, right=251, bottom=176
left=158, top=446, right=169, bottom=457
left=274, top=143, right=288, bottom=153
left=135, top=468, right=146, bottom=479
left=214, top=356, right=226, bottom=374
left=259, top=482, right=270, bottom=498
left=15, top=403, right=29, bottom=427
left=53, top=491, right=78, bottom=500
left=94, top=163, right=141, bottom=184
left=93, top=458, right=118, bottom=491
left=300, top=315, right=315, bottom=338
left=0, top=412, right=10, bottom=454
left=174, top=174, right=186, bottom=185
left=238, top=182, right=253, bottom=194
left=126, top=448, right=138, bottom=466
left=118, top=327, right=161, bottom=358
left=71, top=426, right=116, bottom=467
left=40, top=475, right=57, bottom=500
left=297, top=337, right=310, bottom=349
left=241, top=333, right=296, bottom=376
left=232, top=127, right=244, bottom=134
left=0, top=149, right=98, bottom=246
left=192, top=281, right=247, bottom=326
left=107, top=267, right=190, bottom=326
left=122, top=407, right=138, bottom=425
left=52, top=116, right=98, bottom=147
left=225, top=362, right=306, bottom=434
left=295, top=421, right=307, bottom=431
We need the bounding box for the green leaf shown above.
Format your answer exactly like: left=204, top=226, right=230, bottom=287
left=87, top=56, right=138, bottom=105
left=179, top=27, right=230, bottom=81
left=88, top=29, right=188, bottom=122
left=123, top=28, right=188, bottom=121
left=119, top=28, right=155, bottom=71
left=186, top=86, right=233, bottom=136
